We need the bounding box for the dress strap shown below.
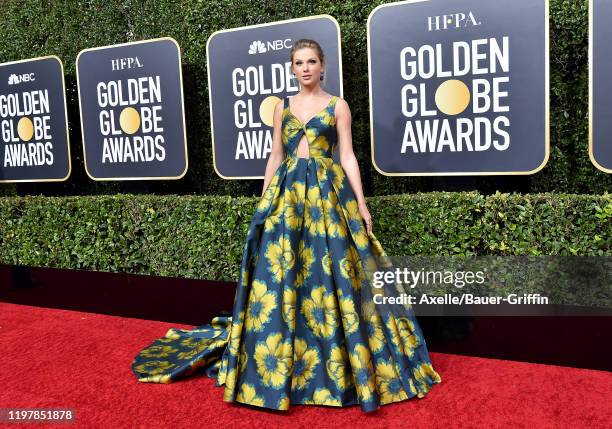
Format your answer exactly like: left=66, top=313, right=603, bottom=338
left=328, top=95, right=339, bottom=115
left=329, top=95, right=339, bottom=118
left=283, top=96, right=289, bottom=109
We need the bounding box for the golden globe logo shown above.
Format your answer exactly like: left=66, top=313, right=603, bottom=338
left=0, top=88, right=54, bottom=167
left=96, top=56, right=165, bottom=164
left=233, top=38, right=299, bottom=159
left=400, top=36, right=510, bottom=153
left=232, top=62, right=298, bottom=159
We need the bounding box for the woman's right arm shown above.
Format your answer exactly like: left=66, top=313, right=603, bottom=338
left=260, top=99, right=285, bottom=197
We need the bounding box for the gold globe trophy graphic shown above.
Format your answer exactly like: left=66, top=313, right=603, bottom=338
left=435, top=79, right=470, bottom=115
left=259, top=95, right=283, bottom=127
left=119, top=106, right=141, bottom=134
left=17, top=117, right=34, bottom=142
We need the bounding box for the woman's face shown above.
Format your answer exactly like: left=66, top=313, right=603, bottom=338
left=291, top=47, right=324, bottom=88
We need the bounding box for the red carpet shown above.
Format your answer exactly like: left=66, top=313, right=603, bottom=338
left=0, top=302, right=610, bottom=429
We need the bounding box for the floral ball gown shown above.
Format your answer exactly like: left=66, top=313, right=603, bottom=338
left=131, top=94, right=442, bottom=412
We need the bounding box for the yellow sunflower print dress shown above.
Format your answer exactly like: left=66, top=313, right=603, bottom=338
left=131, top=95, right=442, bottom=412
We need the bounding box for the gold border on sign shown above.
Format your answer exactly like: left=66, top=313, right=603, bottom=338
left=206, top=14, right=344, bottom=180
left=0, top=55, right=72, bottom=183
left=366, top=0, right=551, bottom=176
left=75, top=36, right=189, bottom=181
left=588, top=0, right=612, bottom=173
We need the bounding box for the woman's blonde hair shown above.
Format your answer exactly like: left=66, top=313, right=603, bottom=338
left=290, top=39, right=326, bottom=86
left=290, top=39, right=325, bottom=65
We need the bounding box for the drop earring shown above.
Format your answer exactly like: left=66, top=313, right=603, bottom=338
left=320, top=71, right=325, bottom=81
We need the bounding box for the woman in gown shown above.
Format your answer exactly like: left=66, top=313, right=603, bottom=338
left=131, top=38, right=441, bottom=413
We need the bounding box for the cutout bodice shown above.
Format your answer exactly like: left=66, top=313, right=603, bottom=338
left=282, top=95, right=339, bottom=159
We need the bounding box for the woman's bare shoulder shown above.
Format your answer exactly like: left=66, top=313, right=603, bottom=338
left=334, top=96, right=351, bottom=116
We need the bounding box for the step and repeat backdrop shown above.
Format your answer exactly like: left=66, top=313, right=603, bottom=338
left=0, top=0, right=609, bottom=183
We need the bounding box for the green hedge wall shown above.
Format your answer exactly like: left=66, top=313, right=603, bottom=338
left=0, top=192, right=609, bottom=281
left=0, top=0, right=608, bottom=197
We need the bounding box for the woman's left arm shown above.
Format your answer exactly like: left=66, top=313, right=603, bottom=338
left=335, top=97, right=373, bottom=235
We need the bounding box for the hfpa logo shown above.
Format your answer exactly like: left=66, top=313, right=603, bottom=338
left=427, top=11, right=481, bottom=31
left=248, top=39, right=292, bottom=55
left=8, top=73, right=35, bottom=85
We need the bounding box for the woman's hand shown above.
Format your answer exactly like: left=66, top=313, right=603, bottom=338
left=358, top=200, right=373, bottom=235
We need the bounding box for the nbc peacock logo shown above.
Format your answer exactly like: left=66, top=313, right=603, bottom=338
left=248, top=41, right=267, bottom=55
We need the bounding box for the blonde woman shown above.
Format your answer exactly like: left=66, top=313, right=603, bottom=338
left=132, top=38, right=441, bottom=413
